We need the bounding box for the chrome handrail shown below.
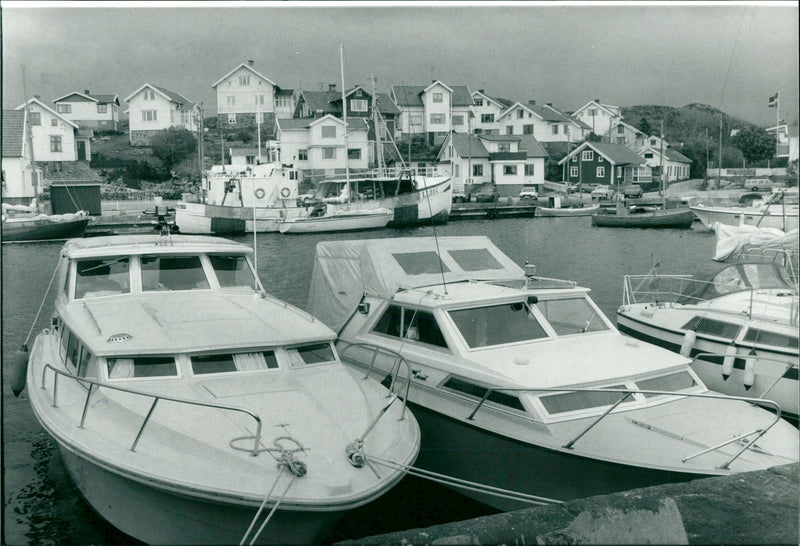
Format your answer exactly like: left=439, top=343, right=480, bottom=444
left=465, top=385, right=783, bottom=470
left=41, top=364, right=264, bottom=456
left=338, top=342, right=411, bottom=421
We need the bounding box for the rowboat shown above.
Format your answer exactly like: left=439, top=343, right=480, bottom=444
left=278, top=206, right=392, bottom=234
left=592, top=206, right=695, bottom=228
left=2, top=207, right=90, bottom=242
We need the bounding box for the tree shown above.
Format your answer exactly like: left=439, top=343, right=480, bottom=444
left=639, top=117, right=651, bottom=135
left=150, top=127, right=198, bottom=170
left=731, top=126, right=774, bottom=164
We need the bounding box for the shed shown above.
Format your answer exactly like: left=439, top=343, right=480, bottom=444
left=50, top=181, right=102, bottom=215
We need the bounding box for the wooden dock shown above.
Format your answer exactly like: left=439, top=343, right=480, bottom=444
left=450, top=202, right=537, bottom=220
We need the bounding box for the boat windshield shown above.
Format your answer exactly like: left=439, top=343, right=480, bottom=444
left=448, top=302, right=548, bottom=348
left=208, top=254, right=255, bottom=288
left=75, top=258, right=131, bottom=299
left=141, top=255, right=210, bottom=292
left=535, top=297, right=609, bottom=335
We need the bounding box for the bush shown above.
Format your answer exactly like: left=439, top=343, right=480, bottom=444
left=150, top=127, right=198, bottom=169
left=124, top=160, right=170, bottom=182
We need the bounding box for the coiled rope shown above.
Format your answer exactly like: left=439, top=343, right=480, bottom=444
left=366, top=454, right=563, bottom=506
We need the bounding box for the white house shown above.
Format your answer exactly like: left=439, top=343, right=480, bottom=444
left=2, top=109, right=40, bottom=205
left=271, top=114, right=370, bottom=180
left=470, top=90, right=514, bottom=135
left=643, top=134, right=670, bottom=151
left=124, top=83, right=197, bottom=146
left=495, top=101, right=589, bottom=143
left=640, top=146, right=692, bottom=183
left=390, top=81, right=473, bottom=142
left=572, top=99, right=623, bottom=137
left=15, top=97, right=86, bottom=162
left=608, top=121, right=647, bottom=149
left=766, top=124, right=799, bottom=162
left=52, top=90, right=120, bottom=130
left=212, top=60, right=294, bottom=133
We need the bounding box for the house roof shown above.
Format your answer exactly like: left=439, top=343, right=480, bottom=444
left=612, top=120, right=645, bottom=135
left=471, top=91, right=511, bottom=109
left=449, top=133, right=489, bottom=158
left=391, top=84, right=473, bottom=107
left=663, top=147, right=692, bottom=164
left=229, top=147, right=262, bottom=156
left=573, top=100, right=621, bottom=118
left=275, top=87, right=294, bottom=97
left=477, top=134, right=519, bottom=142
left=212, top=63, right=276, bottom=89
left=559, top=141, right=645, bottom=166
left=497, top=102, right=541, bottom=122
left=53, top=91, right=120, bottom=105
left=15, top=97, right=79, bottom=129
left=489, top=151, right=527, bottom=161
left=277, top=115, right=367, bottom=131
left=423, top=80, right=454, bottom=94
left=297, top=90, right=399, bottom=116
left=2, top=109, right=26, bottom=157
left=124, top=83, right=195, bottom=106
left=515, top=135, right=549, bottom=158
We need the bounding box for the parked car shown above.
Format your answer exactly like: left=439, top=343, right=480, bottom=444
left=518, top=186, right=539, bottom=199
left=591, top=185, right=615, bottom=199
left=474, top=186, right=500, bottom=203
left=580, top=184, right=597, bottom=194
left=622, top=184, right=643, bottom=198
left=452, top=188, right=467, bottom=203
left=567, top=183, right=579, bottom=193
left=745, top=178, right=774, bottom=192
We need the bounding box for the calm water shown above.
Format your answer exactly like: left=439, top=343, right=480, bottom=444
left=1, top=217, right=717, bottom=544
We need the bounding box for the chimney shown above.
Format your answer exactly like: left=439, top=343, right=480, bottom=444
left=328, top=83, right=336, bottom=93
left=34, top=94, right=41, bottom=99
left=248, top=60, right=254, bottom=66
left=84, top=90, right=90, bottom=95
left=546, top=102, right=553, bottom=107
left=594, top=98, right=600, bottom=103
left=478, top=89, right=485, bottom=94
left=528, top=100, right=536, bottom=106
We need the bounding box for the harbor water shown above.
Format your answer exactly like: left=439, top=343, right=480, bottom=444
left=1, top=217, right=718, bottom=544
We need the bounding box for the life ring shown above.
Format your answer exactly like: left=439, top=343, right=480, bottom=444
left=254, top=188, right=266, bottom=199
left=280, top=187, right=291, bottom=198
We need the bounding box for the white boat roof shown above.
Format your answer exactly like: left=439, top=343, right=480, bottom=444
left=308, top=237, right=528, bottom=331
left=61, top=290, right=334, bottom=357
left=391, top=279, right=588, bottom=308
left=62, top=235, right=253, bottom=259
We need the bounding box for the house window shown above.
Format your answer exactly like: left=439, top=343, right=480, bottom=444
left=552, top=125, right=559, bottom=135
left=598, top=156, right=603, bottom=162
left=474, top=128, right=483, bottom=134
left=503, top=165, right=517, bottom=175
left=596, top=166, right=605, bottom=178
left=581, top=150, right=593, bottom=161
left=51, top=119, right=58, bottom=127
left=588, top=108, right=597, bottom=116
left=572, top=155, right=577, bottom=162
left=481, top=114, right=494, bottom=123
left=298, top=149, right=308, bottom=161
left=617, top=125, right=625, bottom=134
left=570, top=166, right=578, bottom=177
left=351, top=99, right=368, bottom=112
left=475, top=98, right=483, bottom=106
left=56, top=104, right=71, bottom=114
left=525, top=164, right=535, bottom=176
left=255, top=95, right=265, bottom=106
left=473, top=164, right=483, bottom=177
left=142, top=110, right=157, bottom=121
left=323, top=147, right=336, bottom=159
left=321, top=125, right=337, bottom=138
left=517, top=110, right=524, bottom=119
left=348, top=148, right=361, bottom=160
left=50, top=135, right=62, bottom=152
left=616, top=166, right=622, bottom=177
left=454, top=164, right=459, bottom=177
left=181, top=111, right=191, bottom=126
left=650, top=139, right=657, bottom=146
left=644, top=152, right=654, bottom=159
left=226, top=96, right=236, bottom=106
left=452, top=115, right=464, bottom=126
left=30, top=112, right=41, bottom=125
left=498, top=143, right=510, bottom=152
left=432, top=92, right=443, bottom=103
left=228, top=113, right=236, bottom=124
left=523, top=124, right=534, bottom=135
left=144, top=90, right=155, bottom=101
left=506, top=125, right=513, bottom=135
left=97, top=104, right=108, bottom=113
left=239, top=75, right=250, bottom=86
left=430, top=113, right=445, bottom=125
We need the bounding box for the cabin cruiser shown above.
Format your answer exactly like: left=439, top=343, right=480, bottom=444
left=690, top=187, right=799, bottom=231
left=307, top=236, right=798, bottom=509
left=24, top=234, right=420, bottom=544
left=617, top=225, right=799, bottom=421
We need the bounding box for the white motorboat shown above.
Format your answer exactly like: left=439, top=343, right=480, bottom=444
left=536, top=204, right=599, bottom=217
left=278, top=205, right=392, bottom=234
left=306, top=236, right=798, bottom=509
left=24, top=234, right=420, bottom=544
left=617, top=225, right=799, bottom=421
left=690, top=187, right=799, bottom=231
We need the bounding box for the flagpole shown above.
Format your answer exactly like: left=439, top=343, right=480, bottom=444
left=776, top=92, right=780, bottom=158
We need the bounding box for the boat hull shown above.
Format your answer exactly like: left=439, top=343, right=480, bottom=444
left=410, top=403, right=703, bottom=511
left=56, top=440, right=344, bottom=544
left=591, top=208, right=695, bottom=228
left=2, top=217, right=90, bottom=242
left=536, top=205, right=599, bottom=217
left=279, top=212, right=392, bottom=234
left=617, top=312, right=799, bottom=421
left=690, top=205, right=799, bottom=231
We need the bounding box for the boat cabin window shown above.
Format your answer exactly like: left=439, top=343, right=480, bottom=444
left=447, top=248, right=504, bottom=271
left=635, top=371, right=697, bottom=398
left=681, top=316, right=741, bottom=340
left=107, top=356, right=178, bottom=379
left=74, top=258, right=130, bottom=299
left=392, top=252, right=450, bottom=275
left=538, top=384, right=627, bottom=415
left=441, top=377, right=526, bottom=412
left=287, top=343, right=336, bottom=367
left=190, top=351, right=279, bottom=375
left=141, top=255, right=210, bottom=291
left=448, top=302, right=547, bottom=348
left=64, top=329, right=81, bottom=373
left=535, top=298, right=609, bottom=335
left=372, top=305, right=449, bottom=349
left=209, top=254, right=255, bottom=288
left=743, top=328, right=798, bottom=349
left=77, top=347, right=99, bottom=380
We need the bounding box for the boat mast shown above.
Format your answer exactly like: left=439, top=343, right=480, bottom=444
left=20, top=65, right=39, bottom=212
left=371, top=74, right=384, bottom=172
left=659, top=120, right=665, bottom=200
left=340, top=44, right=350, bottom=202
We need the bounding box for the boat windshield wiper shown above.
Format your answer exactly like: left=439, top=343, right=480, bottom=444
left=580, top=311, right=598, bottom=333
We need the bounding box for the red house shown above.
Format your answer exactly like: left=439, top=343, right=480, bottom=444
left=558, top=141, right=651, bottom=188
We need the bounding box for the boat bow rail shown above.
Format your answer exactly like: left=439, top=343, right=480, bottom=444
left=339, top=342, right=411, bottom=421
left=40, top=363, right=265, bottom=456
left=464, top=385, right=784, bottom=470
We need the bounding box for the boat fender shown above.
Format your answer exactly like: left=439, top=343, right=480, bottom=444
left=743, top=351, right=757, bottom=390
left=280, top=187, right=291, bottom=198
left=11, top=344, right=29, bottom=397
left=721, top=342, right=737, bottom=380
left=679, top=330, right=697, bottom=357
left=254, top=188, right=266, bottom=199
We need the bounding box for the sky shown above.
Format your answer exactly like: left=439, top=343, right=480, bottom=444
left=2, top=2, right=798, bottom=127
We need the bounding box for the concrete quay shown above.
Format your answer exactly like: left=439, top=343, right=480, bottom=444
left=338, top=463, right=798, bottom=545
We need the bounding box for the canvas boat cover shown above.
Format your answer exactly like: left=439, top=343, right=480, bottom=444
left=308, top=236, right=525, bottom=332
left=713, top=224, right=798, bottom=262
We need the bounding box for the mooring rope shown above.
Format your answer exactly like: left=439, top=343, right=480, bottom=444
left=23, top=259, right=61, bottom=349
left=240, top=467, right=299, bottom=545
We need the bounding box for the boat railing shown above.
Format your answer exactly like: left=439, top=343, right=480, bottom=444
left=40, top=363, right=264, bottom=456
left=735, top=248, right=799, bottom=288
left=465, top=385, right=783, bottom=470
left=338, top=342, right=411, bottom=420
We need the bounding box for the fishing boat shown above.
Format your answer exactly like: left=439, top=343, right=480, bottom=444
left=591, top=204, right=696, bottom=228
left=617, top=225, right=799, bottom=421
left=2, top=206, right=91, bottom=242
left=690, top=188, right=799, bottom=231
left=278, top=205, right=392, bottom=234
left=536, top=203, right=599, bottom=217
left=22, top=234, right=420, bottom=544
left=306, top=236, right=798, bottom=510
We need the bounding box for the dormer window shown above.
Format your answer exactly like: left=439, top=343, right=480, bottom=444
left=432, top=92, right=443, bottom=103
left=351, top=99, right=368, bottom=112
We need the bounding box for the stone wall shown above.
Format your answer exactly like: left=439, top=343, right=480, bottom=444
left=130, top=129, right=161, bottom=147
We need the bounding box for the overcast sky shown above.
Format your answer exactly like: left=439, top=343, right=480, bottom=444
left=3, top=2, right=798, bottom=126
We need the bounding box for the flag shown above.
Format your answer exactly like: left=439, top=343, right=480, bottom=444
left=768, top=92, right=779, bottom=108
